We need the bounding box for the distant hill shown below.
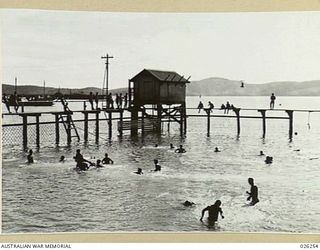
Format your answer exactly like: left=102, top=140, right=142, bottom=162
left=3, top=78, right=320, bottom=96
left=187, top=78, right=320, bottom=96
left=2, top=84, right=127, bottom=96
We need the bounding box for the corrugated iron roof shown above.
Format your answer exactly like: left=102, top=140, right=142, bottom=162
left=130, top=69, right=190, bottom=83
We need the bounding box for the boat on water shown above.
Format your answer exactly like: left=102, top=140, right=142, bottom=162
left=8, top=97, right=54, bottom=107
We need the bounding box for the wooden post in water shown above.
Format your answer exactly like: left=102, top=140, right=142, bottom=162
left=205, top=108, right=210, bottom=137
left=66, top=114, right=71, bottom=145
left=55, top=114, right=60, bottom=145
left=119, top=110, right=124, bottom=137
left=183, top=103, right=187, bottom=134
left=141, top=109, right=145, bottom=136
left=258, top=109, right=266, bottom=138
left=157, top=104, right=162, bottom=134
left=22, top=115, right=28, bottom=148
left=234, top=108, right=241, bottom=135
left=286, top=110, right=294, bottom=140
left=36, top=115, right=40, bottom=147
left=131, top=108, right=138, bottom=136
left=180, top=106, right=184, bottom=136
left=167, top=105, right=170, bottom=132
left=108, top=112, right=112, bottom=139
left=95, top=111, right=99, bottom=142
left=84, top=112, right=88, bottom=142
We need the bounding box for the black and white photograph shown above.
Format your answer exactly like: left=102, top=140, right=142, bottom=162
left=1, top=9, right=320, bottom=234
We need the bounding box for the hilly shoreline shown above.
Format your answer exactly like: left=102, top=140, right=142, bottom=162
left=2, top=77, right=320, bottom=96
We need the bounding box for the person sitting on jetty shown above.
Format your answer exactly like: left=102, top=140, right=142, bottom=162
left=246, top=178, right=259, bottom=205
left=102, top=153, right=114, bottom=164
left=220, top=104, right=226, bottom=110
left=197, top=101, right=204, bottom=113
left=259, top=151, right=265, bottom=156
left=153, top=159, right=161, bottom=172
left=170, top=143, right=175, bottom=149
left=200, top=200, right=224, bottom=225
left=89, top=92, right=94, bottom=110
left=74, top=149, right=92, bottom=171
left=214, top=147, right=221, bottom=152
left=59, top=156, right=65, bottom=162
left=134, top=168, right=143, bottom=175
left=95, top=92, right=99, bottom=110
left=96, top=159, right=104, bottom=168
left=175, top=145, right=186, bottom=153
left=265, top=156, right=273, bottom=164
left=27, top=149, right=34, bottom=164
left=208, top=101, right=214, bottom=112
left=183, top=200, right=195, bottom=207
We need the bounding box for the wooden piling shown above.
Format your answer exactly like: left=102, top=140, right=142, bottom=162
left=119, top=110, right=124, bottom=137
left=131, top=108, right=138, bottom=136
left=258, top=109, right=266, bottom=138
left=207, top=109, right=211, bottom=137
left=36, top=115, right=40, bottom=147
left=22, top=115, right=28, bottom=148
left=84, top=113, right=88, bottom=142
left=183, top=103, right=187, bottom=134
left=108, top=112, right=112, bottom=139
left=141, top=110, right=145, bottom=136
left=55, top=114, right=60, bottom=145
left=286, top=110, right=294, bottom=139
left=66, top=114, right=71, bottom=145
left=95, top=112, right=99, bottom=142
left=180, top=106, right=184, bottom=136
left=234, top=108, right=241, bottom=135
left=157, top=104, right=162, bottom=134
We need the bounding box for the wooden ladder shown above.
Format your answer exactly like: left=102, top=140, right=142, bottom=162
left=59, top=113, right=80, bottom=141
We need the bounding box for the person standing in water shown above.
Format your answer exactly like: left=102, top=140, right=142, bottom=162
left=153, top=159, right=161, bottom=172
left=27, top=149, right=34, bottom=164
left=246, top=178, right=259, bottom=205
left=200, top=200, right=224, bottom=225
left=102, top=153, right=114, bottom=164
left=175, top=145, right=186, bottom=153
left=270, top=93, right=276, bottom=109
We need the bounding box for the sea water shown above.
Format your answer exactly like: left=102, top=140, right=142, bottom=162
left=2, top=96, right=320, bottom=233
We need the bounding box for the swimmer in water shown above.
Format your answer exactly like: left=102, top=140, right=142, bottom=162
left=259, top=151, right=265, bottom=156
left=27, top=149, right=34, bottom=164
left=73, top=149, right=93, bottom=171
left=153, top=159, right=161, bottom=172
left=246, top=178, right=259, bottom=205
left=134, top=168, right=143, bottom=175
left=155, top=144, right=158, bottom=148
left=170, top=143, right=174, bottom=149
left=59, top=155, right=65, bottom=162
left=175, top=145, right=186, bottom=153
left=102, top=153, right=114, bottom=164
left=214, top=147, right=220, bottom=152
left=96, top=159, right=104, bottom=168
left=265, top=156, right=273, bottom=164
left=183, top=200, right=195, bottom=207
left=200, top=200, right=224, bottom=226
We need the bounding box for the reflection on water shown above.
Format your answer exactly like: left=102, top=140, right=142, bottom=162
left=2, top=96, right=320, bottom=233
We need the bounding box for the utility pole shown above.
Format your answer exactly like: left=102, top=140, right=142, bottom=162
left=15, top=77, right=17, bottom=93
left=101, top=53, right=114, bottom=108
left=43, top=80, right=46, bottom=97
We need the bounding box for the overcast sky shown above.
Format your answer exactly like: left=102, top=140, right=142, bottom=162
left=1, top=9, right=320, bottom=89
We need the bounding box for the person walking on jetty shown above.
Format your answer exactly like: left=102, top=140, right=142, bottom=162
left=27, top=149, right=34, bottom=164
left=197, top=101, right=204, bottom=113
left=246, top=178, right=259, bottom=205
left=153, top=159, right=161, bottom=172
left=89, top=92, right=94, bottom=110
left=102, top=153, right=114, bottom=164
left=200, top=200, right=224, bottom=226
left=270, top=93, right=276, bottom=109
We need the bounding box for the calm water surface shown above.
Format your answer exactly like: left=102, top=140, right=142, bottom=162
left=2, top=96, right=320, bottom=233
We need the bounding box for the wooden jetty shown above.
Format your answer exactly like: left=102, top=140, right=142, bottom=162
left=2, top=69, right=320, bottom=148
